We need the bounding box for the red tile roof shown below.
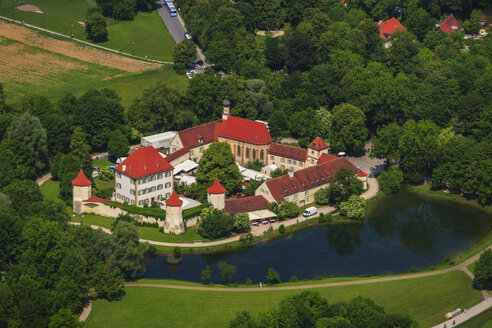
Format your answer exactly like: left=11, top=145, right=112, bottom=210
left=358, top=171, right=368, bottom=177
left=224, top=195, right=270, bottom=215
left=268, top=143, right=307, bottom=162
left=439, top=14, right=463, bottom=34
left=379, top=17, right=406, bottom=40
left=317, top=153, right=338, bottom=164
left=115, top=146, right=173, bottom=179
left=219, top=116, right=272, bottom=145
left=308, top=137, right=329, bottom=151
left=72, top=169, right=92, bottom=186
left=165, top=190, right=183, bottom=206
left=83, top=196, right=105, bottom=203
left=207, top=178, right=226, bottom=194
left=165, top=146, right=189, bottom=163
left=264, top=158, right=359, bottom=203
left=178, top=120, right=222, bottom=149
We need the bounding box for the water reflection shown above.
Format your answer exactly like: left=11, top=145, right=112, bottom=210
left=143, top=188, right=492, bottom=283
left=326, top=222, right=364, bottom=255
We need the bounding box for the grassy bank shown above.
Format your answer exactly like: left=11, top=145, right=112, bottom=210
left=409, top=184, right=492, bottom=213
left=457, top=307, right=492, bottom=327
left=40, top=179, right=60, bottom=201
left=85, top=271, right=481, bottom=328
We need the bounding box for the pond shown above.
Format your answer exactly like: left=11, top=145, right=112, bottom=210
left=142, top=188, right=492, bottom=284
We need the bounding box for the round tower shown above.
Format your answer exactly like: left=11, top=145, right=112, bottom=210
left=164, top=190, right=185, bottom=234
left=207, top=178, right=226, bottom=210
left=72, top=169, right=92, bottom=215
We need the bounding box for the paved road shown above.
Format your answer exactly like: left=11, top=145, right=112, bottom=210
left=36, top=173, right=52, bottom=186
left=156, top=2, right=185, bottom=43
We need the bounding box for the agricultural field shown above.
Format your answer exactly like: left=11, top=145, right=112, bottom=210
left=0, top=0, right=176, bottom=61
left=0, top=20, right=186, bottom=106
left=85, top=271, right=481, bottom=328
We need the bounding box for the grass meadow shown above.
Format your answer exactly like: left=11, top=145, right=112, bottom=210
left=457, top=307, right=492, bottom=327
left=0, top=0, right=176, bottom=61
left=85, top=271, right=481, bottom=328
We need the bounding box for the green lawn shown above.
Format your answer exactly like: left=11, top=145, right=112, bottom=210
left=1, top=0, right=176, bottom=61
left=75, top=67, right=188, bottom=109
left=85, top=271, right=481, bottom=328
left=72, top=214, right=114, bottom=229
left=457, top=307, right=492, bottom=327
left=40, top=179, right=60, bottom=201
left=410, top=185, right=492, bottom=212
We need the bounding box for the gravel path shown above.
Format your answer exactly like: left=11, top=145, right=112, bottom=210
left=36, top=173, right=52, bottom=186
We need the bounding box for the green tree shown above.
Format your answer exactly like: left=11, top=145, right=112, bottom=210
left=186, top=73, right=222, bottom=123
left=246, top=159, right=264, bottom=172
left=474, top=249, right=492, bottom=290
left=244, top=179, right=263, bottom=197
left=6, top=112, right=48, bottom=174
left=0, top=139, right=38, bottom=187
left=3, top=180, right=42, bottom=212
left=48, top=308, right=82, bottom=328
left=198, top=207, right=234, bottom=239
left=253, top=0, right=282, bottom=29
left=0, top=193, right=11, bottom=208
left=270, top=168, right=288, bottom=178
left=217, top=261, right=237, bottom=284
left=371, top=123, right=402, bottom=162
left=94, top=262, right=125, bottom=300
left=265, top=36, right=285, bottom=70
left=107, top=129, right=129, bottom=162
left=339, top=195, right=366, bottom=220
left=316, top=316, right=353, bottom=328
left=314, top=187, right=331, bottom=205
left=326, top=167, right=363, bottom=204
left=233, top=212, right=250, bottom=232
left=86, top=11, right=108, bottom=42
left=268, top=110, right=289, bottom=139
left=398, top=120, right=440, bottom=183
left=195, top=142, right=243, bottom=195
left=378, top=167, right=404, bottom=195
left=265, top=267, right=281, bottom=284
left=229, top=311, right=257, bottom=328
left=129, top=82, right=191, bottom=134
left=316, top=107, right=332, bottom=139
left=173, top=39, right=196, bottom=73
left=110, top=221, right=146, bottom=280
left=201, top=266, right=212, bottom=284
left=286, top=33, right=316, bottom=73
left=329, top=103, right=368, bottom=152
left=278, top=201, right=300, bottom=220
left=70, top=127, right=93, bottom=181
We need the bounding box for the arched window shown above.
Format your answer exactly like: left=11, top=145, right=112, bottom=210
left=246, top=147, right=250, bottom=158
left=237, top=146, right=241, bottom=156
left=252, top=149, right=256, bottom=160
left=260, top=149, right=264, bottom=160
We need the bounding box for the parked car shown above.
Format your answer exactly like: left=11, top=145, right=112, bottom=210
left=303, top=206, right=317, bottom=217
left=184, top=33, right=193, bottom=41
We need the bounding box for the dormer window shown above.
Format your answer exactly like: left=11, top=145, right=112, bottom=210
left=199, top=137, right=204, bottom=144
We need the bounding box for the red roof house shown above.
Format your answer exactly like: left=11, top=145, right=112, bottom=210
left=438, top=14, right=463, bottom=34
left=219, top=116, right=272, bottom=145
left=207, top=178, right=226, bottom=194
left=264, top=158, right=359, bottom=203
left=317, top=153, right=338, bottom=164
left=268, top=143, right=308, bottom=162
left=224, top=195, right=270, bottom=215
left=165, top=190, right=183, bottom=206
left=177, top=120, right=223, bottom=149
left=308, top=137, right=329, bottom=151
left=379, top=17, right=406, bottom=40
left=115, top=146, right=173, bottom=179
left=72, top=169, right=92, bottom=186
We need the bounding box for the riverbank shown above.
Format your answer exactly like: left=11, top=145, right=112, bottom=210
left=409, top=184, right=492, bottom=214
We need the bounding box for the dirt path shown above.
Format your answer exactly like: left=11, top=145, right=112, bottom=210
left=0, top=19, right=166, bottom=72
left=36, top=173, right=52, bottom=186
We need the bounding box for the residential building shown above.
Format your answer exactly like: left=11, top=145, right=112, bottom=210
left=255, top=158, right=360, bottom=206
left=114, top=146, right=174, bottom=206
left=267, top=137, right=329, bottom=172
left=437, top=14, right=463, bottom=34
left=378, top=17, right=406, bottom=40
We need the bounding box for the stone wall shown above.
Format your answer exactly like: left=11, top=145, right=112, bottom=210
left=81, top=202, right=165, bottom=227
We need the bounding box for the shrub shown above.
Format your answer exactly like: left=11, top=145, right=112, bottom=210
left=339, top=195, right=366, bottom=219
left=198, top=207, right=234, bottom=239
left=266, top=267, right=281, bottom=284
left=146, top=244, right=157, bottom=255
left=278, top=224, right=286, bottom=233
left=289, top=276, right=298, bottom=282
left=173, top=246, right=181, bottom=258
left=246, top=159, right=264, bottom=172
left=474, top=249, right=492, bottom=290
left=201, top=266, right=212, bottom=284
left=98, top=167, right=114, bottom=181
left=239, top=233, right=254, bottom=243
left=183, top=203, right=208, bottom=220
left=378, top=166, right=404, bottom=194
left=245, top=278, right=253, bottom=285
left=278, top=201, right=300, bottom=220
left=217, top=261, right=237, bottom=285
left=233, top=212, right=250, bottom=232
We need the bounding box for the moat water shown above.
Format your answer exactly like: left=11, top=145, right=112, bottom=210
left=142, top=188, right=492, bottom=283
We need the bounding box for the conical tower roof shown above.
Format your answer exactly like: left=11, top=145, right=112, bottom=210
left=206, top=178, right=226, bottom=194
left=72, top=169, right=92, bottom=186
